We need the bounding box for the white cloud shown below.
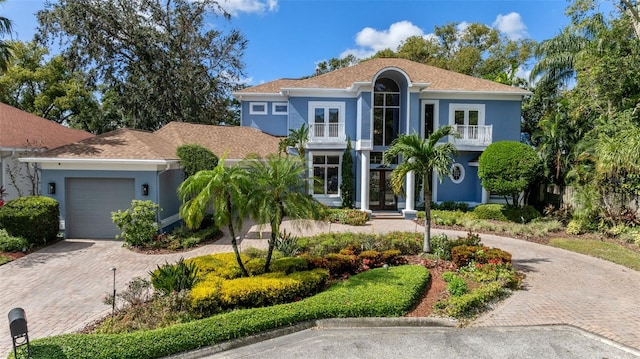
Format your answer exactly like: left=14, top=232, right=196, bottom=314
left=492, top=12, right=527, bottom=40
left=219, top=0, right=278, bottom=16
left=342, top=20, right=426, bottom=59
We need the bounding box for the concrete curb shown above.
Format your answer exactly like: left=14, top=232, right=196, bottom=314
left=162, top=317, right=457, bottom=359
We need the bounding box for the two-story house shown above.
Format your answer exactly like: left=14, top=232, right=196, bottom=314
left=234, top=58, right=530, bottom=217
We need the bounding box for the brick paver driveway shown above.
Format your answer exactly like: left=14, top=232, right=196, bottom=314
left=1, top=219, right=639, bottom=356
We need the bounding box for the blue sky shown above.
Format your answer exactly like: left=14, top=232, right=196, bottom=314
left=1, top=0, right=588, bottom=85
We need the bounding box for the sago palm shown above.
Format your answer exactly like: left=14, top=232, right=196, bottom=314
left=384, top=127, right=458, bottom=253
left=178, top=154, right=250, bottom=276
left=243, top=154, right=320, bottom=272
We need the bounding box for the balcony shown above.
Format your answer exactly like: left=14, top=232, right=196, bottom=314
left=309, top=122, right=346, bottom=143
left=452, top=124, right=492, bottom=147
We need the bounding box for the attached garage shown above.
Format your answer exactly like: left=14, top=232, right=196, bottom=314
left=65, top=178, right=135, bottom=239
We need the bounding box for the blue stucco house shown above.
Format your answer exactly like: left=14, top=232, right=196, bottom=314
left=233, top=58, right=530, bottom=217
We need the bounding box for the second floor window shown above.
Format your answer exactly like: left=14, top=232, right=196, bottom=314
left=373, top=78, right=400, bottom=146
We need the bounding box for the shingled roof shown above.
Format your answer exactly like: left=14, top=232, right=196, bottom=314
left=236, top=58, right=529, bottom=95
left=0, top=102, right=93, bottom=149
left=33, top=122, right=282, bottom=161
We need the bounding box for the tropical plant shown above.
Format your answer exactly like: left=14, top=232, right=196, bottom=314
left=178, top=154, right=250, bottom=277
left=0, top=0, right=12, bottom=73
left=383, top=127, right=458, bottom=252
left=243, top=154, right=321, bottom=272
left=150, top=257, right=200, bottom=295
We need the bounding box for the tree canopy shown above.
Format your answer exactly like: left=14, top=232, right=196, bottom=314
left=0, top=0, right=12, bottom=73
left=36, top=0, right=247, bottom=131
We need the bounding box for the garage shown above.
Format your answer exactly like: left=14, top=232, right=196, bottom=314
left=65, top=178, right=135, bottom=239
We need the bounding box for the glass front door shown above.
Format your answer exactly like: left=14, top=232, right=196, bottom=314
left=369, top=170, right=397, bottom=211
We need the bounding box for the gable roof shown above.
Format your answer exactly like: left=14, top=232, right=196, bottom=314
left=30, top=122, right=282, bottom=161
left=236, top=58, right=530, bottom=95
left=0, top=102, right=94, bottom=149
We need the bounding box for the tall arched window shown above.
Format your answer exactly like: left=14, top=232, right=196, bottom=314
left=373, top=78, right=400, bottom=146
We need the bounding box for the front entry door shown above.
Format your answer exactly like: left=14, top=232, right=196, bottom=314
left=369, top=170, right=397, bottom=211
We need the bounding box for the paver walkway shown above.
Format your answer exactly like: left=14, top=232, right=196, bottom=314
left=1, top=219, right=639, bottom=357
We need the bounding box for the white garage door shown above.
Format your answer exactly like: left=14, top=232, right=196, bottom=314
left=66, top=178, right=135, bottom=239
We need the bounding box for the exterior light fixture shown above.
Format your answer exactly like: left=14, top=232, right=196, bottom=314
left=142, top=184, right=149, bottom=196
left=48, top=182, right=56, bottom=194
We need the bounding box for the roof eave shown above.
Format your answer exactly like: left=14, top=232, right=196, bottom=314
left=19, top=157, right=180, bottom=165
left=422, top=89, right=532, bottom=96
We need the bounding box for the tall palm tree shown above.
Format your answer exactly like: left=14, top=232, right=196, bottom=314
left=384, top=127, right=458, bottom=253
left=243, top=154, right=321, bottom=272
left=178, top=154, right=250, bottom=276
left=0, top=0, right=13, bottom=73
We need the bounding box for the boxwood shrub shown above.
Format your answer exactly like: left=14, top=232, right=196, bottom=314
left=20, top=265, right=429, bottom=359
left=0, top=196, right=59, bottom=245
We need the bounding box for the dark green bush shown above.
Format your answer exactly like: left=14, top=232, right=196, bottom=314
left=0, top=196, right=59, bottom=245
left=472, top=204, right=509, bottom=221
left=150, top=257, right=200, bottom=295
left=23, top=266, right=429, bottom=359
left=297, top=231, right=421, bottom=257
left=176, top=144, right=219, bottom=178
left=434, top=282, right=507, bottom=318
left=502, top=205, right=541, bottom=223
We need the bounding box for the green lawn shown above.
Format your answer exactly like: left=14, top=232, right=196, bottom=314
left=550, top=238, right=640, bottom=271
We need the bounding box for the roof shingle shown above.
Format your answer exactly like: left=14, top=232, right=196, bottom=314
left=236, top=58, right=529, bottom=95
left=0, top=102, right=94, bottom=149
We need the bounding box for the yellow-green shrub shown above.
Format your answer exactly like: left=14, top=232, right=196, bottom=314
left=245, top=257, right=310, bottom=276
left=190, top=268, right=329, bottom=317
left=186, top=252, right=249, bottom=279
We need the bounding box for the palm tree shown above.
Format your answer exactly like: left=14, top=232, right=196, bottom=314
left=384, top=127, right=458, bottom=253
left=0, top=0, right=13, bottom=73
left=243, top=154, right=321, bottom=272
left=177, top=154, right=250, bottom=277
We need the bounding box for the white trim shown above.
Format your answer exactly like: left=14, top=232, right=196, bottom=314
left=22, top=158, right=181, bottom=172
left=449, top=163, right=465, bottom=184
left=281, top=88, right=355, bottom=98
left=272, top=102, right=288, bottom=115
left=160, top=213, right=181, bottom=228
left=233, top=93, right=288, bottom=102
left=421, top=100, right=439, bottom=138
left=249, top=102, right=268, bottom=115
left=359, top=151, right=370, bottom=212
left=421, top=92, right=526, bottom=101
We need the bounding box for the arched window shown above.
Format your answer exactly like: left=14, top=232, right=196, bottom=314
left=373, top=78, right=400, bottom=146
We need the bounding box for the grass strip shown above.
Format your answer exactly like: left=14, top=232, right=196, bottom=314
left=550, top=238, right=640, bottom=271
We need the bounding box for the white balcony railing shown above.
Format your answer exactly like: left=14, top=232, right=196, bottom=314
left=309, top=123, right=346, bottom=142
left=452, top=124, right=492, bottom=146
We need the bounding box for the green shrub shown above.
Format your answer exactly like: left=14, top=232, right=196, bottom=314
left=176, top=144, right=219, bottom=178
left=502, top=205, right=541, bottom=223
left=112, top=200, right=160, bottom=246
left=150, top=257, right=200, bottom=295
left=451, top=245, right=512, bottom=268
left=297, top=231, right=421, bottom=257
left=325, top=208, right=369, bottom=226
left=430, top=232, right=482, bottom=260
left=0, top=229, right=29, bottom=252
left=472, top=204, right=509, bottom=222
left=245, top=256, right=309, bottom=276
left=443, top=273, right=469, bottom=297
left=189, top=268, right=330, bottom=317
left=566, top=219, right=584, bottom=235
left=22, top=266, right=428, bottom=359
left=434, top=282, right=507, bottom=318
left=275, top=229, right=300, bottom=257
left=0, top=196, right=59, bottom=245
left=459, top=261, right=523, bottom=290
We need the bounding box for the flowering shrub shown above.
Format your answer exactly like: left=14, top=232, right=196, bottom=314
left=450, top=245, right=512, bottom=268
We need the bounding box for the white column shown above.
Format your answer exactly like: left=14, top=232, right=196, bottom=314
left=359, top=151, right=370, bottom=212
left=482, top=187, right=489, bottom=204
left=402, top=170, right=417, bottom=218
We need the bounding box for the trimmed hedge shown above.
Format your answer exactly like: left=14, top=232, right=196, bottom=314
left=20, top=265, right=429, bottom=359
left=0, top=196, right=59, bottom=245
left=473, top=204, right=541, bottom=224
left=297, top=231, right=422, bottom=257
left=190, top=268, right=330, bottom=317
left=434, top=281, right=507, bottom=318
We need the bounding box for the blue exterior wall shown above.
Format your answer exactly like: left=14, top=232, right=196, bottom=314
left=436, top=152, right=482, bottom=204
left=241, top=101, right=289, bottom=136
left=159, top=169, right=183, bottom=221
left=359, top=92, right=372, bottom=141
left=437, top=99, right=521, bottom=141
